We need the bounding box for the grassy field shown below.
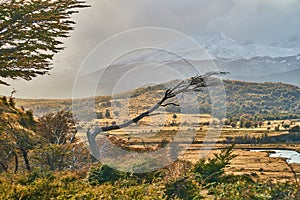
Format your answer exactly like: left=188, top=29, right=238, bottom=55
left=2, top=95, right=300, bottom=199
left=16, top=93, right=300, bottom=184
left=11, top=80, right=300, bottom=198
left=73, top=113, right=300, bottom=184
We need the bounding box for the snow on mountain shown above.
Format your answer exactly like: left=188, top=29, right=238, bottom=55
left=171, top=32, right=300, bottom=60
left=272, top=35, right=300, bottom=49
left=96, top=33, right=300, bottom=89
left=117, top=33, right=300, bottom=65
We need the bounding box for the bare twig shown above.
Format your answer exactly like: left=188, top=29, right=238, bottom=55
left=286, top=161, right=299, bottom=185
left=161, top=103, right=180, bottom=107
left=87, top=71, right=228, bottom=161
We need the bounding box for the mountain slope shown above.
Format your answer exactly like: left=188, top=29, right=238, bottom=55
left=92, top=33, right=300, bottom=89
left=118, top=33, right=300, bottom=65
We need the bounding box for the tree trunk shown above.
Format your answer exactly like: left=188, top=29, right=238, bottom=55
left=20, top=147, right=31, bottom=171
left=87, top=131, right=100, bottom=163
left=85, top=72, right=227, bottom=163
left=14, top=152, right=18, bottom=173
left=0, top=161, right=7, bottom=172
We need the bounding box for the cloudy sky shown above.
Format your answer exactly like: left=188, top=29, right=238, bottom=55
left=1, top=0, right=300, bottom=98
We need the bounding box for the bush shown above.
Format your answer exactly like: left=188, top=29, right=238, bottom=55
left=192, top=144, right=237, bottom=184
left=165, top=178, right=202, bottom=200
left=289, top=125, right=300, bottom=133
left=17, top=168, right=55, bottom=185
left=209, top=180, right=300, bottom=200
left=88, top=164, right=126, bottom=185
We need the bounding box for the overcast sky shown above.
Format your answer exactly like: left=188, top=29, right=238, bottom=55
left=1, top=0, right=300, bottom=98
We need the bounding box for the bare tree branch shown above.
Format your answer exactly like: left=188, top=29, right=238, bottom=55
left=161, top=103, right=180, bottom=107
left=87, top=71, right=229, bottom=161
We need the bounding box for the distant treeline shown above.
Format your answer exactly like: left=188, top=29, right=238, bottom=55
left=16, top=80, right=300, bottom=120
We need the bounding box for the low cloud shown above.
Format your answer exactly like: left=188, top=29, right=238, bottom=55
left=2, top=0, right=299, bottom=98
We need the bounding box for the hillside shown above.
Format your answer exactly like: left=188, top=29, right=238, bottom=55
left=15, top=80, right=300, bottom=120
left=0, top=97, right=37, bottom=173
left=224, top=80, right=300, bottom=119
left=0, top=96, right=36, bottom=129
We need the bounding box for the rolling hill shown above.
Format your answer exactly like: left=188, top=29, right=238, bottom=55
left=15, top=79, right=300, bottom=120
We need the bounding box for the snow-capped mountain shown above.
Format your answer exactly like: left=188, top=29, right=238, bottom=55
left=79, top=33, right=300, bottom=96
left=179, top=32, right=300, bottom=60
left=117, top=33, right=300, bottom=65
left=272, top=35, right=300, bottom=49
left=116, top=33, right=300, bottom=86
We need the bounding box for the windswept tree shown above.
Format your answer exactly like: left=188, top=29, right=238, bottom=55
left=0, top=0, right=89, bottom=85
left=87, top=72, right=229, bottom=162
left=34, top=110, right=89, bottom=170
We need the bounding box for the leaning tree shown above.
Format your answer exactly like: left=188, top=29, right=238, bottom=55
left=0, top=0, right=89, bottom=85
left=86, top=71, right=228, bottom=162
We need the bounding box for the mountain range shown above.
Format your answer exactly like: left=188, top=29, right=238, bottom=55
left=118, top=33, right=300, bottom=62
left=84, top=32, right=300, bottom=95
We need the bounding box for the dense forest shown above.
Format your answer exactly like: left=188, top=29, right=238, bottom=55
left=224, top=80, right=300, bottom=119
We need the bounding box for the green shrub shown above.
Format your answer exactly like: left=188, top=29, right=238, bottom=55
left=209, top=180, right=300, bottom=200
left=17, top=168, right=54, bottom=185
left=219, top=174, right=254, bottom=184
left=165, top=178, right=202, bottom=200
left=88, top=164, right=126, bottom=185
left=192, top=144, right=237, bottom=184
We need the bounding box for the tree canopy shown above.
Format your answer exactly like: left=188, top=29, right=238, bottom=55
left=0, top=0, right=89, bottom=85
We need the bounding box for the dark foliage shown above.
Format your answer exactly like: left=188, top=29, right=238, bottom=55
left=0, top=0, right=89, bottom=85
left=192, top=144, right=237, bottom=184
